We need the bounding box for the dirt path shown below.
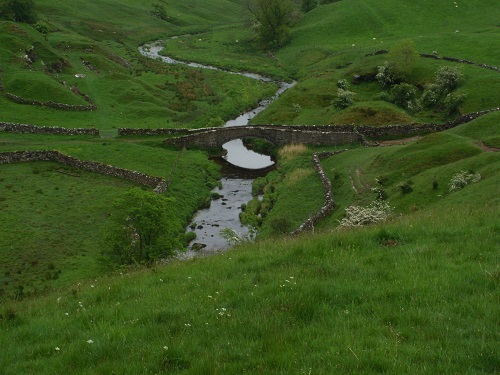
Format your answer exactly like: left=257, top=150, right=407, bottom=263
left=478, top=141, right=499, bottom=152
left=376, top=136, right=422, bottom=146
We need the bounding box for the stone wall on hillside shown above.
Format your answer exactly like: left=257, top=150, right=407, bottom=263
left=118, top=128, right=191, bottom=136
left=0, top=150, right=167, bottom=193
left=419, top=53, right=500, bottom=72
left=291, top=150, right=348, bottom=236
left=0, top=122, right=99, bottom=136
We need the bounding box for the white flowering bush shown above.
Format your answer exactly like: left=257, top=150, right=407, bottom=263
left=334, top=88, right=356, bottom=109
left=448, top=171, right=481, bottom=192
left=337, top=79, right=349, bottom=90
left=338, top=200, right=393, bottom=228
left=376, top=61, right=403, bottom=87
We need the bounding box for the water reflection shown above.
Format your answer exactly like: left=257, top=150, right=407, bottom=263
left=222, top=139, right=274, bottom=170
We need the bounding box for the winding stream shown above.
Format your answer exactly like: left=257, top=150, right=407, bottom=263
left=139, top=39, right=295, bottom=255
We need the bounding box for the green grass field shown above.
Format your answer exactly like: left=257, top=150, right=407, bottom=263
left=1, top=0, right=499, bottom=372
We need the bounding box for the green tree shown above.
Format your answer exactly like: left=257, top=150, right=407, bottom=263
left=246, top=0, right=295, bottom=50
left=104, top=188, right=181, bottom=265
left=1, top=0, right=37, bottom=23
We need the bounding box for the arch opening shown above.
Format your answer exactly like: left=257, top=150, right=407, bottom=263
left=221, top=137, right=276, bottom=170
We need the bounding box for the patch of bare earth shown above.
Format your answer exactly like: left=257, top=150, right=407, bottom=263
left=376, top=136, right=422, bottom=147
left=478, top=141, right=499, bottom=152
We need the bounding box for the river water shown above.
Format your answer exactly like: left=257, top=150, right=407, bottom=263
left=139, top=40, right=295, bottom=255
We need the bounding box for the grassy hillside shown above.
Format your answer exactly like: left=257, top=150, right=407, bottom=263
left=162, top=0, right=499, bottom=125
left=0, top=181, right=497, bottom=373
left=0, top=0, right=498, bottom=372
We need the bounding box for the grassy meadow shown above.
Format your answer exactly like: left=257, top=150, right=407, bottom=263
left=0, top=0, right=499, bottom=372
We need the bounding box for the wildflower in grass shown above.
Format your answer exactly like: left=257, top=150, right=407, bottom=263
left=55, top=347, right=60, bottom=351
left=87, top=339, right=94, bottom=344
left=163, top=346, right=168, bottom=350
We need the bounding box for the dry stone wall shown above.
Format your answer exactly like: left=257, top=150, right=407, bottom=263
left=291, top=150, right=347, bottom=235
left=419, top=53, right=500, bottom=72
left=118, top=128, right=191, bottom=136
left=0, top=150, right=167, bottom=193
left=0, top=122, right=99, bottom=136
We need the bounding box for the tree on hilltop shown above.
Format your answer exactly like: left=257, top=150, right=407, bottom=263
left=246, top=0, right=295, bottom=50
left=1, top=0, right=37, bottom=23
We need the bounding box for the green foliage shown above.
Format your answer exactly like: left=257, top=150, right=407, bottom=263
left=389, top=82, right=420, bottom=111
left=334, top=88, right=355, bottom=109
left=376, top=61, right=404, bottom=87
left=104, top=188, right=181, bottom=265
left=336, top=78, right=349, bottom=90
left=247, top=0, right=295, bottom=50
left=151, top=2, right=167, bottom=21
left=435, top=66, right=463, bottom=92
left=33, top=20, right=48, bottom=35
left=1, top=0, right=37, bottom=23
left=443, top=91, right=466, bottom=114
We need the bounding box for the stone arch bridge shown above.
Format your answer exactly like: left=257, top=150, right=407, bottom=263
left=163, top=125, right=364, bottom=149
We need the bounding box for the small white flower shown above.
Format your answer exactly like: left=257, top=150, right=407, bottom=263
left=163, top=346, right=168, bottom=350
left=55, top=347, right=60, bottom=351
left=351, top=44, right=355, bottom=47
left=65, top=313, right=69, bottom=316
left=87, top=339, right=94, bottom=344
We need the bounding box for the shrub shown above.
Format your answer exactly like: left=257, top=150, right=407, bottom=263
left=390, top=83, right=420, bottom=111
left=33, top=20, right=49, bottom=36
left=449, top=171, right=481, bottom=192
left=435, top=66, right=463, bottom=92
left=376, top=61, right=403, bottom=87
left=334, top=88, right=355, bottom=109
left=184, top=231, right=197, bottom=246
left=443, top=92, right=466, bottom=114
left=337, top=79, right=349, bottom=90
left=397, top=180, right=413, bottom=194
left=338, top=200, right=393, bottom=228
left=371, top=187, right=388, bottom=200
left=419, top=84, right=440, bottom=108
left=432, top=177, right=439, bottom=190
